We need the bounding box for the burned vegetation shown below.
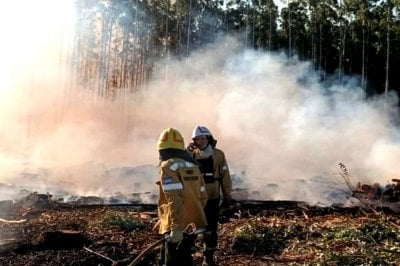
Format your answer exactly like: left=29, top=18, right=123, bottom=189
left=1, top=187, right=400, bottom=266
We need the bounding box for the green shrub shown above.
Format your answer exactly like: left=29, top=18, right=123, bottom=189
left=102, top=213, right=146, bottom=232
left=359, top=221, right=399, bottom=243
left=231, top=222, right=287, bottom=255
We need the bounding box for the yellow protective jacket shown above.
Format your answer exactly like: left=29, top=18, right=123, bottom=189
left=191, top=148, right=232, bottom=201
left=157, top=158, right=208, bottom=234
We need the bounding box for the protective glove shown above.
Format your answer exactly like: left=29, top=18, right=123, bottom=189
left=169, top=228, right=183, bottom=243
left=186, top=142, right=196, bottom=152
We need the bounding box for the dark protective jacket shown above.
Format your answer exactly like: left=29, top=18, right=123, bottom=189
left=191, top=147, right=232, bottom=201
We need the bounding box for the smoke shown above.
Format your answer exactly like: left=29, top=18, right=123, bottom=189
left=143, top=40, right=400, bottom=204
left=0, top=1, right=399, bottom=205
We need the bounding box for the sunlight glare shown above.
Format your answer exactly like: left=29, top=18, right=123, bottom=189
left=0, top=0, right=76, bottom=97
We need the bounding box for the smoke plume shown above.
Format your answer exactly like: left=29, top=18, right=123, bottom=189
left=0, top=2, right=399, bottom=205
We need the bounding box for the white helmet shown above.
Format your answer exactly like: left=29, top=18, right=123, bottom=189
left=191, top=126, right=212, bottom=139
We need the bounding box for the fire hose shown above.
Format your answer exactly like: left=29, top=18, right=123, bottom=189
left=128, top=223, right=206, bottom=266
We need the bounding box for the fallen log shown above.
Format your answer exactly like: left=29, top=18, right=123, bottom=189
left=0, top=239, right=20, bottom=254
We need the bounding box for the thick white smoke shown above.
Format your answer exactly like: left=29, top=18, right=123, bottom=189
left=0, top=1, right=399, bottom=205
left=142, top=40, right=400, bottom=204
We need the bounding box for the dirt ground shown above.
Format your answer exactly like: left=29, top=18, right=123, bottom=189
left=1, top=197, right=400, bottom=266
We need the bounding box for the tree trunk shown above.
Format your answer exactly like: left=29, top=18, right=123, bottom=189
left=186, top=0, right=192, bottom=56
left=362, top=17, right=366, bottom=93
left=384, top=3, right=390, bottom=100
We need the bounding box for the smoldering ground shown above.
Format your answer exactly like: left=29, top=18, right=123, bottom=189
left=0, top=1, right=399, bottom=205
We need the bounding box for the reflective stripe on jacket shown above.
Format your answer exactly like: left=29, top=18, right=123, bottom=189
left=191, top=148, right=232, bottom=201
left=158, top=158, right=208, bottom=234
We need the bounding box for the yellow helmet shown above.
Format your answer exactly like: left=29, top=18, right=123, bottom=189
left=157, top=128, right=185, bottom=151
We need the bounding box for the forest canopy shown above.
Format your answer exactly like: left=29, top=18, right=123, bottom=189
left=72, top=0, right=400, bottom=99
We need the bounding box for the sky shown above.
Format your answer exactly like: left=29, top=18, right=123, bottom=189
left=0, top=0, right=400, bottom=205
left=273, top=0, right=286, bottom=9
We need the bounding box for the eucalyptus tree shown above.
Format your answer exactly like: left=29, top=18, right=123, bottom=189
left=170, top=0, right=224, bottom=57
left=307, top=0, right=340, bottom=75
left=278, top=0, right=292, bottom=57
left=172, top=0, right=191, bottom=57
left=344, top=0, right=377, bottom=93
left=188, top=0, right=225, bottom=50
left=308, top=0, right=320, bottom=69
left=336, top=0, right=345, bottom=82
left=280, top=0, right=310, bottom=59
left=105, top=0, right=142, bottom=95
left=224, top=0, right=253, bottom=46
left=250, top=0, right=278, bottom=50
left=392, top=0, right=400, bottom=95
left=74, top=0, right=123, bottom=97
left=358, top=0, right=394, bottom=95
left=382, top=0, right=394, bottom=98
left=73, top=0, right=162, bottom=97
left=112, top=0, right=133, bottom=90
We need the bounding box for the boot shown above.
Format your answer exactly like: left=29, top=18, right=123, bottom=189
left=202, top=251, right=216, bottom=266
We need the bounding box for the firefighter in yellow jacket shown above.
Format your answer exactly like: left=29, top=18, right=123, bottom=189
left=187, top=126, right=232, bottom=266
left=157, top=128, right=208, bottom=266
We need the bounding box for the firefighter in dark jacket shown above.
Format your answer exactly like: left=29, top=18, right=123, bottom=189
left=157, top=127, right=208, bottom=266
left=187, top=126, right=233, bottom=266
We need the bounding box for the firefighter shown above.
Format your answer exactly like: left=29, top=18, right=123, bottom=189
left=187, top=126, right=233, bottom=266
left=156, top=128, right=208, bottom=266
